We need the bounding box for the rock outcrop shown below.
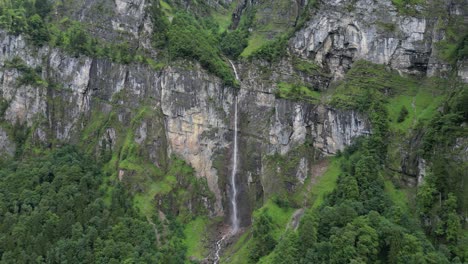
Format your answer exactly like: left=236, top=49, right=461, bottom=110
left=291, top=0, right=452, bottom=79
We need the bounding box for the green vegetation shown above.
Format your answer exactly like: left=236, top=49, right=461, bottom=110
left=276, top=82, right=321, bottom=103
left=0, top=1, right=466, bottom=263
left=330, top=60, right=417, bottom=111
left=166, top=12, right=236, bottom=85
left=220, top=30, right=249, bottom=58
left=0, top=0, right=240, bottom=84
left=386, top=78, right=445, bottom=132
left=223, top=230, right=252, bottom=263
left=396, top=105, right=409, bottom=123
left=184, top=216, right=210, bottom=260
left=433, top=8, right=468, bottom=64
left=262, top=143, right=316, bottom=205
left=292, top=57, right=322, bottom=76
left=4, top=56, right=46, bottom=86
left=249, top=35, right=289, bottom=62
left=250, top=119, right=456, bottom=263
left=418, top=87, right=468, bottom=245
left=0, top=1, right=146, bottom=64
left=0, top=147, right=176, bottom=263
left=309, top=159, right=341, bottom=209
left=249, top=200, right=295, bottom=262
left=241, top=0, right=318, bottom=60
left=241, top=34, right=269, bottom=57
left=238, top=60, right=467, bottom=263
left=391, top=0, right=424, bottom=15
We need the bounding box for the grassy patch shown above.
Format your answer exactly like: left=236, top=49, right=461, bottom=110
left=223, top=200, right=295, bottom=264
left=185, top=216, right=210, bottom=260
left=159, top=0, right=173, bottom=18
left=223, top=230, right=252, bottom=264
left=309, top=158, right=341, bottom=209
left=276, top=82, right=321, bottom=102
left=330, top=60, right=419, bottom=111
left=211, top=4, right=236, bottom=33
left=257, top=200, right=295, bottom=239
left=387, top=78, right=446, bottom=132
left=384, top=180, right=410, bottom=211
left=391, top=0, right=423, bottom=15
left=241, top=33, right=269, bottom=57
left=133, top=182, right=163, bottom=216
left=292, top=57, right=323, bottom=75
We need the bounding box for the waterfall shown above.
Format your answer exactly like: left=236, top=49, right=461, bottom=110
left=213, top=60, right=241, bottom=264
left=229, top=59, right=240, bottom=233
left=228, top=59, right=240, bottom=81
left=230, top=96, right=240, bottom=233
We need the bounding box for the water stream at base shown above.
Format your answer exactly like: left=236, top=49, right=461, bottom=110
left=214, top=233, right=228, bottom=264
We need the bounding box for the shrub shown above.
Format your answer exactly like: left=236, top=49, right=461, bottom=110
left=397, top=106, right=409, bottom=123
left=251, top=35, right=289, bottom=62
left=219, top=30, right=248, bottom=58
left=27, top=14, right=49, bottom=46
left=167, top=12, right=235, bottom=85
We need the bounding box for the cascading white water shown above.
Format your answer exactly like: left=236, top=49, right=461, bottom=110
left=213, top=60, right=240, bottom=264
left=229, top=59, right=240, bottom=81
left=214, top=234, right=227, bottom=264
left=230, top=96, right=240, bottom=233
left=228, top=59, right=240, bottom=233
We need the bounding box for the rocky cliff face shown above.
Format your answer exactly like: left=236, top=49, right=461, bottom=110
left=0, top=0, right=465, bottom=227
left=57, top=0, right=154, bottom=49
left=291, top=0, right=464, bottom=79
left=0, top=29, right=370, bottom=225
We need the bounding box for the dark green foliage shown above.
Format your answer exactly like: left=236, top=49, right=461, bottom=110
left=260, top=63, right=464, bottom=263
left=453, top=33, right=468, bottom=60
left=249, top=209, right=276, bottom=262
left=292, top=56, right=323, bottom=76
left=391, top=0, right=423, bottom=15
left=397, top=105, right=409, bottom=123
left=34, top=0, right=52, bottom=18
left=4, top=57, right=46, bottom=86
left=27, top=14, right=49, bottom=45
left=148, top=0, right=169, bottom=49
left=0, top=1, right=142, bottom=65
left=272, top=231, right=299, bottom=264
left=0, top=98, right=8, bottom=119
left=416, top=89, right=467, bottom=258
left=275, top=82, right=320, bottom=103
left=219, top=30, right=248, bottom=58
left=0, top=6, right=28, bottom=34
left=11, top=120, right=30, bottom=157
left=66, top=23, right=97, bottom=57
left=155, top=157, right=215, bottom=220
left=330, top=60, right=413, bottom=111
left=423, top=88, right=467, bottom=157
left=297, top=211, right=317, bottom=252
left=250, top=35, right=289, bottom=62
left=0, top=0, right=50, bottom=37
left=167, top=12, right=235, bottom=86
left=0, top=147, right=186, bottom=263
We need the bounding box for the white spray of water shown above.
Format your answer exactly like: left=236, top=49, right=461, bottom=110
left=229, top=59, right=240, bottom=81
left=214, top=234, right=228, bottom=264
left=213, top=60, right=241, bottom=264
left=230, top=96, right=240, bottom=233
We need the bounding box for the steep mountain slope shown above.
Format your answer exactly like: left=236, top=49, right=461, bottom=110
left=0, top=0, right=466, bottom=263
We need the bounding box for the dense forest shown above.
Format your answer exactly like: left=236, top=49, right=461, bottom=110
left=0, top=147, right=192, bottom=263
